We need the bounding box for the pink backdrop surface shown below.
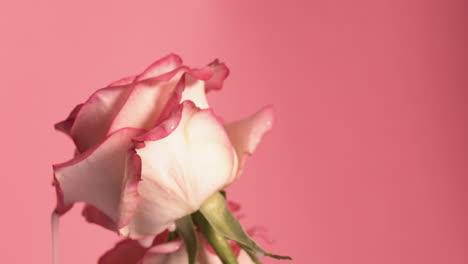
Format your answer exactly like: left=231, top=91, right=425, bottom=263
left=0, top=0, right=466, bottom=263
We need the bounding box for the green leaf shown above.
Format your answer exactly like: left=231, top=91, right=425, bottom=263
left=176, top=215, right=199, bottom=264
left=193, top=211, right=238, bottom=264
left=199, top=192, right=292, bottom=261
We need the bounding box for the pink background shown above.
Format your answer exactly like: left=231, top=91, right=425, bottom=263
left=0, top=0, right=466, bottom=263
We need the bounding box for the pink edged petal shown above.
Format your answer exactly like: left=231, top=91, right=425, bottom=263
left=82, top=205, right=116, bottom=231
left=205, top=59, right=230, bottom=92
left=109, top=66, right=214, bottom=135
left=107, top=75, right=137, bottom=87
left=69, top=84, right=133, bottom=152
left=180, top=73, right=211, bottom=109
left=136, top=53, right=183, bottom=81
left=224, top=106, right=274, bottom=177
left=98, top=239, right=147, bottom=264
left=177, top=61, right=228, bottom=110
left=54, top=104, right=83, bottom=136
left=53, top=127, right=145, bottom=223
left=120, top=101, right=237, bottom=239
left=108, top=68, right=187, bottom=134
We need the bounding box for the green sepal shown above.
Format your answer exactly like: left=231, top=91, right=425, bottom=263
left=199, top=192, right=292, bottom=261
left=167, top=231, right=179, bottom=241
left=239, top=245, right=262, bottom=264
left=176, top=215, right=199, bottom=264
left=193, top=211, right=238, bottom=264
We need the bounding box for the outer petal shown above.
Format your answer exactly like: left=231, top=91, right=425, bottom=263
left=99, top=239, right=147, bottom=264
left=136, top=53, right=183, bottom=81
left=204, top=59, right=230, bottom=92
left=224, top=106, right=274, bottom=177
left=99, top=232, right=170, bottom=264
left=54, top=104, right=83, bottom=136
left=82, top=205, right=116, bottom=230
left=107, top=75, right=137, bottom=87
left=108, top=68, right=186, bottom=134
left=69, top=84, right=133, bottom=153
left=108, top=67, right=214, bottom=135
left=53, top=127, right=145, bottom=223
left=57, top=54, right=183, bottom=153
left=119, top=101, right=237, bottom=239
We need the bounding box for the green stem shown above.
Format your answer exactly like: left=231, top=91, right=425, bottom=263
left=193, top=211, right=239, bottom=264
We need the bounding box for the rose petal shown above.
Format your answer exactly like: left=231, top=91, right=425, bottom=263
left=136, top=53, right=183, bottom=81
left=99, top=239, right=147, bottom=264
left=205, top=59, right=230, bottom=92
left=142, top=234, right=254, bottom=264
left=69, top=84, right=133, bottom=152
left=108, top=68, right=186, bottom=134
left=108, top=67, right=215, bottom=135
left=119, top=101, right=237, bottom=239
left=53, top=127, right=145, bottom=223
left=54, top=103, right=83, bottom=136
left=82, top=205, right=116, bottom=231
left=224, top=106, right=274, bottom=177
left=107, top=75, right=137, bottom=87
left=147, top=239, right=184, bottom=254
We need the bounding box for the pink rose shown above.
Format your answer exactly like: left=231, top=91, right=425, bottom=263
left=53, top=54, right=274, bottom=245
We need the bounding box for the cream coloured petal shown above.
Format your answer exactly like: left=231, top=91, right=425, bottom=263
left=224, top=106, right=274, bottom=177
left=53, top=128, right=145, bottom=223
left=180, top=74, right=210, bottom=109
left=119, top=101, right=237, bottom=239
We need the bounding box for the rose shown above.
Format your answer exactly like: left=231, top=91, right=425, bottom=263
left=53, top=54, right=274, bottom=245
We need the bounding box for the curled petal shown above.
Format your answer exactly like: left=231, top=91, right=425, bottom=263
left=109, top=66, right=215, bottom=135
left=205, top=59, right=230, bottom=92
left=108, top=68, right=186, bottom=134
left=107, top=75, right=137, bottom=87
left=69, top=84, right=133, bottom=152
left=136, top=53, right=183, bottom=81
left=54, top=104, right=83, bottom=136
left=120, top=101, right=237, bottom=239
left=224, top=106, right=274, bottom=177
left=53, top=127, right=145, bottom=223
